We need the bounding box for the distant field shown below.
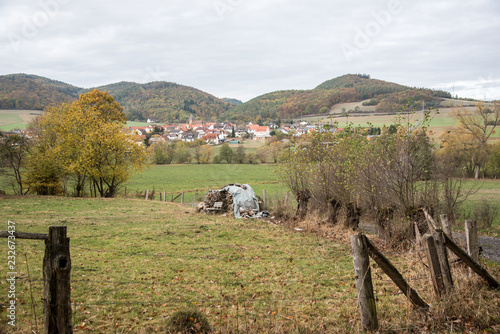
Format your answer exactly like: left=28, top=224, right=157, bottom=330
left=0, top=109, right=42, bottom=130
left=124, top=163, right=286, bottom=201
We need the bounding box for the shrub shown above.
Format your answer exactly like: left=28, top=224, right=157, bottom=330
left=471, top=199, right=499, bottom=229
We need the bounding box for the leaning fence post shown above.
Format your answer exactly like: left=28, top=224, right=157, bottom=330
left=145, top=189, right=149, bottom=200
left=351, top=234, right=378, bottom=332
left=44, top=226, right=72, bottom=334
left=432, top=231, right=454, bottom=294
left=423, top=234, right=445, bottom=298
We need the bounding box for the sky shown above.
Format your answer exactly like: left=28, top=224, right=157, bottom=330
left=1, top=0, right=499, bottom=102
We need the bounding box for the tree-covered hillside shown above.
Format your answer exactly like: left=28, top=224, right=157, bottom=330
left=222, top=74, right=451, bottom=122
left=88, top=81, right=231, bottom=123
left=0, top=74, right=79, bottom=109
left=0, top=74, right=230, bottom=123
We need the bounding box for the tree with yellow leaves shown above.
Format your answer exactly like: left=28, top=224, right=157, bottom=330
left=26, top=90, right=147, bottom=197
left=452, top=102, right=500, bottom=178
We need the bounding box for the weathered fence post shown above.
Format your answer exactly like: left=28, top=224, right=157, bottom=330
left=364, top=236, right=429, bottom=310
left=465, top=220, right=479, bottom=262
left=423, top=234, right=445, bottom=298
left=432, top=231, right=454, bottom=294
left=351, top=234, right=378, bottom=332
left=163, top=191, right=167, bottom=202
left=44, top=226, right=72, bottom=334
left=263, top=189, right=267, bottom=211
left=440, top=214, right=452, bottom=240
left=181, top=192, right=184, bottom=204
left=441, top=233, right=500, bottom=288
left=414, top=222, right=422, bottom=249
left=145, top=189, right=149, bottom=200
left=124, top=187, right=127, bottom=199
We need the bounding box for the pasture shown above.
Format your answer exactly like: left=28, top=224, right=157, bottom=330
left=0, top=110, right=42, bottom=131
left=2, top=195, right=500, bottom=333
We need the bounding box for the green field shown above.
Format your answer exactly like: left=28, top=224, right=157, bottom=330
left=2, top=193, right=500, bottom=332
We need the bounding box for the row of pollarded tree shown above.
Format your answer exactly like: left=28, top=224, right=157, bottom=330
left=277, top=107, right=494, bottom=246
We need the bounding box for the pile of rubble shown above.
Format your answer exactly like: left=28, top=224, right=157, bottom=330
left=196, top=188, right=234, bottom=214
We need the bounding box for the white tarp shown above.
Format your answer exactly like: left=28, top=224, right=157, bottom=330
left=222, top=184, right=260, bottom=218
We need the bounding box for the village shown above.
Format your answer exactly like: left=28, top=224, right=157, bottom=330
left=126, top=115, right=334, bottom=146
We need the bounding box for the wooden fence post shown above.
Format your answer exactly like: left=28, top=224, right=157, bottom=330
left=263, top=189, right=267, bottom=211
left=44, top=226, right=72, bottom=334
left=440, top=214, right=452, bottom=240
left=465, top=220, right=479, bottom=262
left=350, top=234, right=378, bottom=332
left=441, top=233, right=500, bottom=288
left=423, top=234, right=445, bottom=298
left=181, top=192, right=184, bottom=204
left=124, top=187, right=127, bottom=199
left=364, top=236, right=428, bottom=310
left=145, top=189, right=149, bottom=200
left=432, top=231, right=454, bottom=294
left=414, top=222, right=422, bottom=249
left=164, top=191, right=167, bottom=202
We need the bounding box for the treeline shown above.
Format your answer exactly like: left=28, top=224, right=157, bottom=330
left=277, top=102, right=500, bottom=243
left=148, top=139, right=285, bottom=165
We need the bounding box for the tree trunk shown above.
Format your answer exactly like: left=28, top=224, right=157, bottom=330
left=327, top=199, right=342, bottom=225
left=345, top=202, right=361, bottom=229
left=295, top=189, right=311, bottom=220
left=376, top=207, right=394, bottom=240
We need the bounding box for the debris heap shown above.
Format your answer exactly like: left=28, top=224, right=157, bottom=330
left=196, top=183, right=262, bottom=218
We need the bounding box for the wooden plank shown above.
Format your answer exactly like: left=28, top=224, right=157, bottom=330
left=442, top=232, right=499, bottom=289
left=364, top=236, right=429, bottom=310
left=423, top=209, right=438, bottom=232
left=350, top=234, right=378, bottom=331
left=0, top=231, right=48, bottom=240
left=432, top=231, right=454, bottom=294
left=423, top=234, right=445, bottom=298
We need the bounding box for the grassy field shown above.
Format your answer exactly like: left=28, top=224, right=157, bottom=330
left=2, top=195, right=499, bottom=333
left=124, top=164, right=286, bottom=200
left=0, top=110, right=42, bottom=131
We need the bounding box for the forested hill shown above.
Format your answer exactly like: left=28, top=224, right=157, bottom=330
left=0, top=74, right=80, bottom=109
left=88, top=81, right=230, bottom=123
left=0, top=74, right=231, bottom=123
left=1, top=73, right=452, bottom=123
left=221, top=74, right=451, bottom=122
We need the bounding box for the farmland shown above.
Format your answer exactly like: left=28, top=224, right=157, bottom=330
left=1, top=164, right=500, bottom=332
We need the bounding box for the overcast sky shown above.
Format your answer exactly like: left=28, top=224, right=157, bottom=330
left=1, top=0, right=499, bottom=102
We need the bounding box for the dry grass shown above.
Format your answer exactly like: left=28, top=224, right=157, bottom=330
left=1, top=195, right=499, bottom=333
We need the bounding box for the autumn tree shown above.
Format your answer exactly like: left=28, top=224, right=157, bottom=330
left=26, top=90, right=147, bottom=197
left=0, top=131, right=30, bottom=194
left=452, top=102, right=500, bottom=178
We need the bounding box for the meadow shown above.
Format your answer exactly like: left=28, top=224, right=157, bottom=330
left=2, top=195, right=500, bottom=333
